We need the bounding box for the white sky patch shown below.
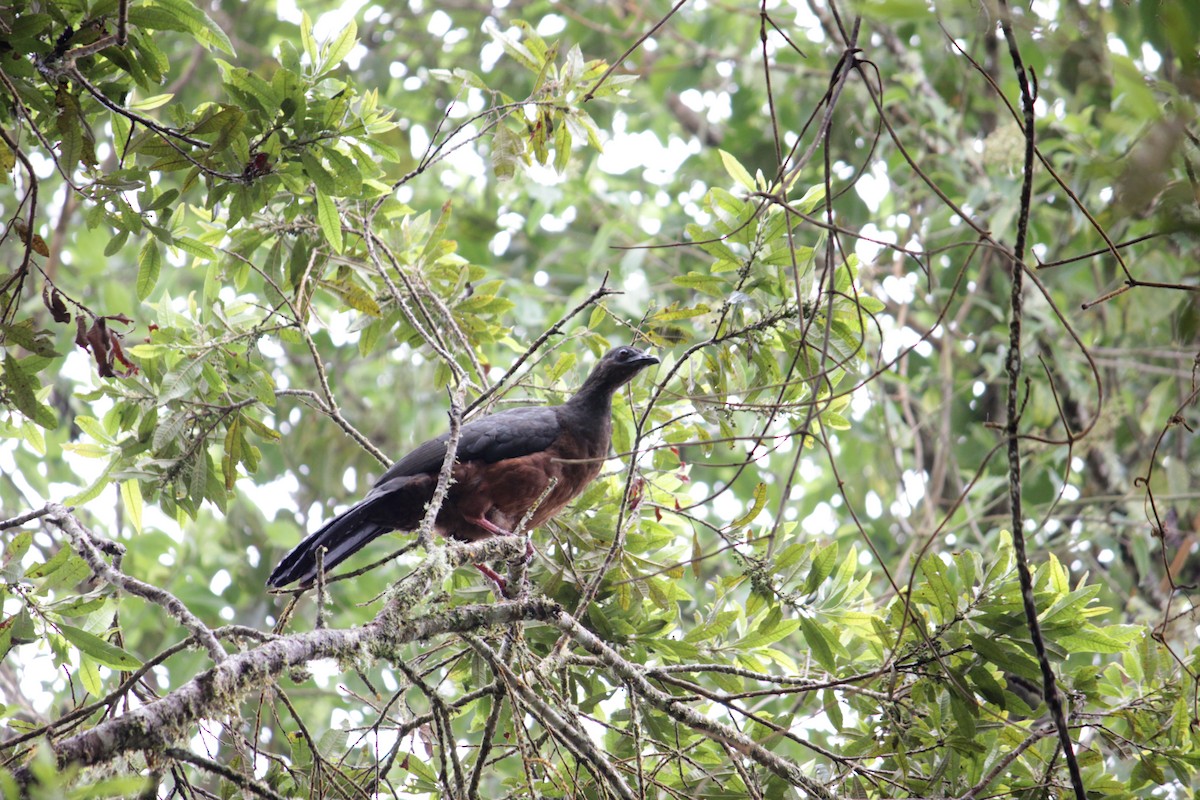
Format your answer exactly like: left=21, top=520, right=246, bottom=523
left=525, top=161, right=568, bottom=186
left=490, top=230, right=511, bottom=255
left=878, top=318, right=932, bottom=363
left=427, top=10, right=452, bottom=38
left=325, top=309, right=360, bottom=347
left=539, top=205, right=577, bottom=232
left=678, top=88, right=733, bottom=124
left=623, top=270, right=646, bottom=293
left=854, top=162, right=889, bottom=212
left=889, top=469, right=927, bottom=517
left=711, top=491, right=744, bottom=523
left=276, top=0, right=301, bottom=23
left=850, top=383, right=871, bottom=420
left=409, top=123, right=431, bottom=158
left=480, top=38, right=505, bottom=72
left=881, top=272, right=916, bottom=304
left=802, top=501, right=837, bottom=535
left=597, top=113, right=700, bottom=180
left=536, top=14, right=566, bottom=37
left=209, top=569, right=232, bottom=596
left=190, top=718, right=224, bottom=759
left=308, top=658, right=342, bottom=688
left=856, top=222, right=897, bottom=265
left=864, top=490, right=882, bottom=519
left=1139, top=42, right=1162, bottom=71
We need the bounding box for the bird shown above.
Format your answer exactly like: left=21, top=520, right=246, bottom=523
left=267, top=345, right=659, bottom=591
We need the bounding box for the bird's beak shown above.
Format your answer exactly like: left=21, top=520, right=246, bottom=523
left=634, top=352, right=660, bottom=367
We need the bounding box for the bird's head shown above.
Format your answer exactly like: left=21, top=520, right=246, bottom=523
left=574, top=345, right=659, bottom=399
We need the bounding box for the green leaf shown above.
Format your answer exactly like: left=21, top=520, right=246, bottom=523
left=731, top=482, right=768, bottom=529
left=322, top=279, right=380, bottom=316
left=821, top=411, right=851, bottom=430
left=738, top=618, right=801, bottom=650
left=26, top=546, right=71, bottom=579
left=1055, top=624, right=1142, bottom=655
left=120, top=481, right=144, bottom=535
left=57, top=624, right=142, bottom=670
left=918, top=555, right=957, bottom=624
left=300, top=150, right=336, bottom=196
left=137, top=239, right=162, bottom=301
left=967, top=633, right=1041, bottom=681
left=553, top=120, right=571, bottom=173
left=159, top=353, right=211, bottom=405
left=720, top=149, right=756, bottom=191
left=143, top=0, right=235, bottom=54
left=322, top=147, right=363, bottom=197
left=2, top=355, right=58, bottom=430
left=152, top=410, right=189, bottom=451
left=1, top=319, right=59, bottom=357
left=78, top=654, right=103, bottom=697
left=672, top=271, right=726, bottom=297
left=968, top=664, right=1006, bottom=708
left=104, top=229, right=129, bottom=256
left=300, top=10, right=319, bottom=64
left=66, top=454, right=121, bottom=506
left=321, top=20, right=358, bottom=74
left=74, top=415, right=114, bottom=445
left=488, top=25, right=540, bottom=72
left=803, top=542, right=839, bottom=595
left=798, top=616, right=837, bottom=671
left=683, top=610, right=740, bottom=644
left=314, top=191, right=343, bottom=253
left=172, top=236, right=217, bottom=260
left=3, top=531, right=33, bottom=569
left=492, top=125, right=522, bottom=181
left=790, top=183, right=826, bottom=213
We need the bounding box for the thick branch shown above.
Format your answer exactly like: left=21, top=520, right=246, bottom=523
left=19, top=598, right=560, bottom=784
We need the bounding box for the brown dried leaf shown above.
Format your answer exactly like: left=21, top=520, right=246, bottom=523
left=42, top=284, right=70, bottom=323
left=14, top=220, right=49, bottom=258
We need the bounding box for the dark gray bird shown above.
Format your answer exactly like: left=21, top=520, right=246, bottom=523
left=267, top=345, right=659, bottom=589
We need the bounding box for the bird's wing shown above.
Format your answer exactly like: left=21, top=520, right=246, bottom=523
left=367, top=405, right=562, bottom=493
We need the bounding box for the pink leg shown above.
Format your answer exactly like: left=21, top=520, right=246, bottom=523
left=466, top=515, right=513, bottom=537
left=465, top=514, right=531, bottom=560
left=474, top=562, right=507, bottom=594
left=465, top=516, right=533, bottom=596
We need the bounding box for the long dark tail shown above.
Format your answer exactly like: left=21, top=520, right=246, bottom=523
left=267, top=500, right=392, bottom=588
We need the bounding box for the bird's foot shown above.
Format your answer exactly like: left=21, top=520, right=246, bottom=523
left=474, top=562, right=508, bottom=595
left=466, top=516, right=532, bottom=596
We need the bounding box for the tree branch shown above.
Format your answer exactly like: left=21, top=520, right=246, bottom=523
left=46, top=505, right=227, bottom=664
left=17, top=597, right=561, bottom=785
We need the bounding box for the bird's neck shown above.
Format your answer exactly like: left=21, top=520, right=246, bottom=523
left=560, top=390, right=615, bottom=459
left=564, top=383, right=616, bottom=418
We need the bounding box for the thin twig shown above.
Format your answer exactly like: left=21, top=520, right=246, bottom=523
left=0, top=504, right=55, bottom=530
left=46, top=505, right=226, bottom=664
left=464, top=634, right=639, bottom=800
left=996, top=4, right=1086, bottom=798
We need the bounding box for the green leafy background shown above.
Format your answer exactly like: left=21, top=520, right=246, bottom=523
left=0, top=0, right=1198, bottom=797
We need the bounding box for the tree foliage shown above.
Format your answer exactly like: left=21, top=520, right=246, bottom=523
left=1, top=0, right=1198, bottom=798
